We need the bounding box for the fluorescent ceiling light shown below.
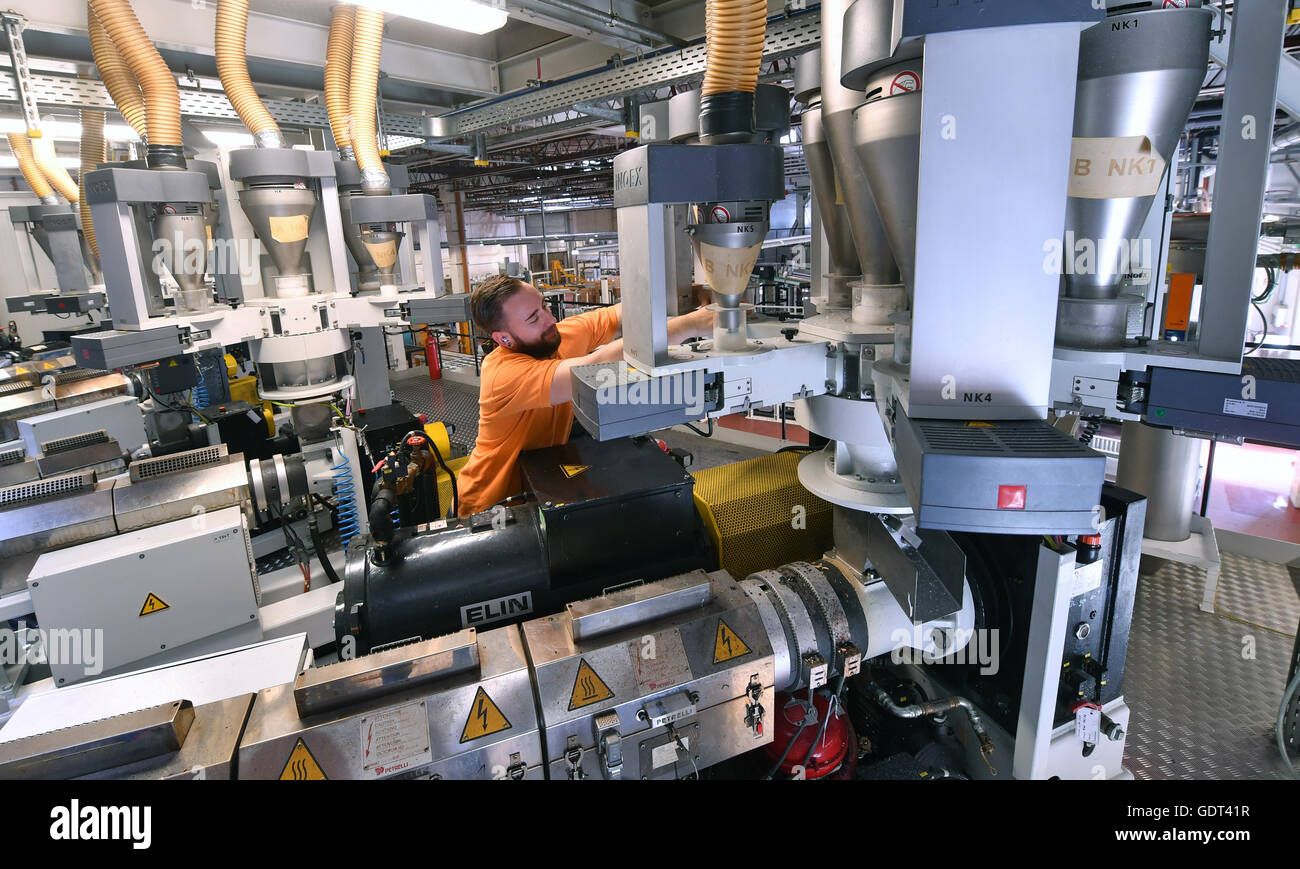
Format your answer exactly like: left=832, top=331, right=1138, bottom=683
left=0, top=118, right=140, bottom=142
left=198, top=128, right=256, bottom=148
left=0, top=155, right=81, bottom=169
left=344, top=0, right=509, bottom=35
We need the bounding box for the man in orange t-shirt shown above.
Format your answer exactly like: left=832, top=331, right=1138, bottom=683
left=455, top=276, right=713, bottom=516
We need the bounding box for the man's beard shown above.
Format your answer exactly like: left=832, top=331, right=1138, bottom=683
left=510, top=326, right=561, bottom=359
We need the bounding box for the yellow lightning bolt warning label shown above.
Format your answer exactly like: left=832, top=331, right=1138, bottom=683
left=567, top=658, right=614, bottom=711
left=713, top=619, right=752, bottom=664
left=279, top=738, right=328, bottom=780
left=560, top=464, right=590, bottom=479
left=460, top=686, right=512, bottom=743
left=138, top=593, right=170, bottom=616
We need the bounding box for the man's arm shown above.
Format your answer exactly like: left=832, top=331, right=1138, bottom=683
left=548, top=306, right=713, bottom=405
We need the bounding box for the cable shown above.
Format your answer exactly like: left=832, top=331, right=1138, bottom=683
left=308, top=511, right=343, bottom=585
left=1245, top=300, right=1269, bottom=355
left=762, top=695, right=815, bottom=780
left=427, top=437, right=460, bottom=519
left=1252, top=266, right=1277, bottom=304
left=683, top=417, right=713, bottom=438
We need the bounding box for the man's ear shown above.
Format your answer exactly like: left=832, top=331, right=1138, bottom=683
left=492, top=330, right=512, bottom=348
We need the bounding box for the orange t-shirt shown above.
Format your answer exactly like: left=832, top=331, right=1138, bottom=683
left=456, top=306, right=621, bottom=516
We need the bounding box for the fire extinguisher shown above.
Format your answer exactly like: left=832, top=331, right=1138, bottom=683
left=425, top=329, right=442, bottom=381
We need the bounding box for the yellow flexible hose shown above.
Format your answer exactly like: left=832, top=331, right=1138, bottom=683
left=215, top=0, right=282, bottom=144
left=349, top=5, right=388, bottom=192
left=701, top=0, right=767, bottom=96
left=7, top=133, right=56, bottom=202
left=31, top=135, right=81, bottom=203
left=90, top=0, right=181, bottom=147
left=88, top=2, right=147, bottom=139
left=325, top=4, right=355, bottom=155
left=79, top=109, right=107, bottom=258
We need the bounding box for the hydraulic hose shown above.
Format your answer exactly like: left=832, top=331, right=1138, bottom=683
left=79, top=109, right=107, bottom=259
left=325, top=3, right=356, bottom=159
left=699, top=0, right=766, bottom=143
left=88, top=2, right=147, bottom=140
left=89, top=0, right=184, bottom=166
left=349, top=5, right=390, bottom=194
left=873, top=685, right=997, bottom=763
left=31, top=136, right=80, bottom=204
left=7, top=133, right=58, bottom=204
left=215, top=0, right=285, bottom=148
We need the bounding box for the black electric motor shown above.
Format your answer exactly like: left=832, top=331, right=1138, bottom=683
left=335, top=437, right=715, bottom=654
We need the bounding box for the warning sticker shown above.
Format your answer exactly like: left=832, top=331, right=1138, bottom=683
left=279, top=738, right=328, bottom=780
left=361, top=701, right=433, bottom=779
left=460, top=687, right=513, bottom=743
left=713, top=619, right=752, bottom=664
left=560, top=464, right=590, bottom=479
left=139, top=593, right=170, bottom=617
left=890, top=70, right=920, bottom=95
left=965, top=421, right=996, bottom=428
left=568, top=658, right=615, bottom=711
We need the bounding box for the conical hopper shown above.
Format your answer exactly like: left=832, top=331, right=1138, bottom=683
left=339, top=191, right=381, bottom=290
left=691, top=221, right=765, bottom=301
left=820, top=0, right=899, bottom=287
left=852, top=60, right=923, bottom=296
left=802, top=105, right=860, bottom=277
left=238, top=185, right=317, bottom=277
left=152, top=211, right=208, bottom=292
left=1063, top=7, right=1213, bottom=301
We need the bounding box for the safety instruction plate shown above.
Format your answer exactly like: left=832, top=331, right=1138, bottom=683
left=360, top=701, right=433, bottom=779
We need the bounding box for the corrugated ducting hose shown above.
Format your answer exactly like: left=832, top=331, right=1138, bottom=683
left=79, top=109, right=107, bottom=259
left=31, top=135, right=81, bottom=203
left=215, top=0, right=285, bottom=148
left=7, top=133, right=58, bottom=204
left=699, top=0, right=766, bottom=143
left=89, top=0, right=184, bottom=167
left=88, top=2, right=147, bottom=140
left=325, top=3, right=355, bottom=159
left=349, top=5, right=389, bottom=194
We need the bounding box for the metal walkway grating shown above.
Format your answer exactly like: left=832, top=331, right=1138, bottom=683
left=390, top=374, right=482, bottom=458
left=1123, top=551, right=1300, bottom=779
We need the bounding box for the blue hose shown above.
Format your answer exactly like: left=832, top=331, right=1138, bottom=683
left=332, top=460, right=360, bottom=550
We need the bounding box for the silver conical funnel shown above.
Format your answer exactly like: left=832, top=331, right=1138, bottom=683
left=339, top=191, right=381, bottom=290
left=852, top=59, right=923, bottom=296
left=359, top=227, right=405, bottom=288
left=78, top=229, right=102, bottom=285
left=238, top=185, right=317, bottom=277
left=820, top=0, right=899, bottom=287
left=152, top=210, right=208, bottom=293
left=1063, top=8, right=1213, bottom=301
left=803, top=105, right=860, bottom=279
left=29, top=223, right=55, bottom=268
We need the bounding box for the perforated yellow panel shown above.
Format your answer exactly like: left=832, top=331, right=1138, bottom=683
left=436, top=455, right=472, bottom=517
left=692, top=452, right=833, bottom=581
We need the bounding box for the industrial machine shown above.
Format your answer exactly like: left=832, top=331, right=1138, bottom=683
left=0, top=0, right=1283, bottom=783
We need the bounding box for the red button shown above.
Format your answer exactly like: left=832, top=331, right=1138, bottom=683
left=997, top=485, right=1026, bottom=510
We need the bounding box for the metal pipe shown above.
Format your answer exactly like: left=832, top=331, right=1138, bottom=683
left=510, top=0, right=688, bottom=48
left=873, top=686, right=996, bottom=759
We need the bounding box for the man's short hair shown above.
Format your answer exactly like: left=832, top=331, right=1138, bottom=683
left=470, top=275, right=527, bottom=334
